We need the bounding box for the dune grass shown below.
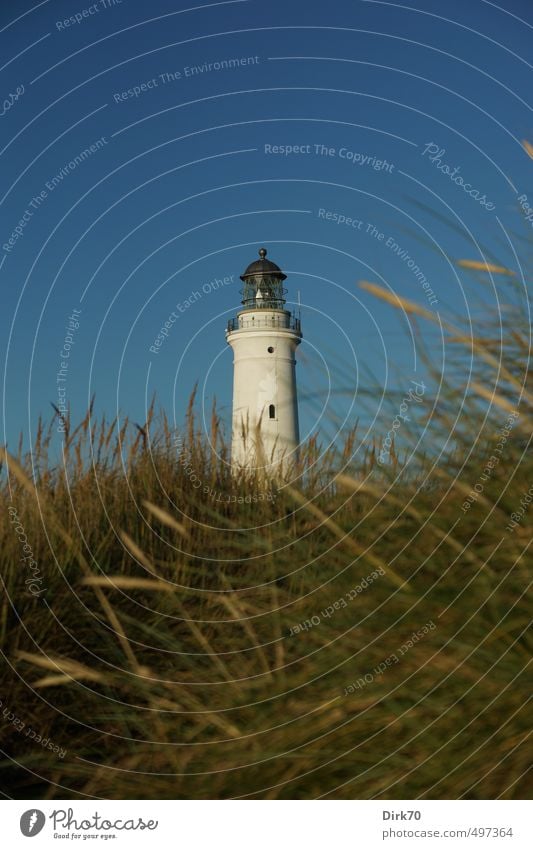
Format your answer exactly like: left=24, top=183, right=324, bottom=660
left=0, top=267, right=531, bottom=800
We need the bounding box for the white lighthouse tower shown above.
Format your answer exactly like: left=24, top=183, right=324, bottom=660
left=226, top=248, right=302, bottom=472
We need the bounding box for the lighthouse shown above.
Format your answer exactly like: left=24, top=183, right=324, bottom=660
left=226, top=248, right=302, bottom=471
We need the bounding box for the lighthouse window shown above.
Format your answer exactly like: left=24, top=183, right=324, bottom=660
left=269, top=404, right=276, bottom=419
left=268, top=346, right=274, bottom=353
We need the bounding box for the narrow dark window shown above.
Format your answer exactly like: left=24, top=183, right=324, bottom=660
left=269, top=404, right=275, bottom=419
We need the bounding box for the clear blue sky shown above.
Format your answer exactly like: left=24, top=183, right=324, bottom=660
left=1, top=0, right=532, bottom=454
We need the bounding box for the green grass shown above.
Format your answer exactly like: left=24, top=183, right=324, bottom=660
left=0, top=270, right=531, bottom=800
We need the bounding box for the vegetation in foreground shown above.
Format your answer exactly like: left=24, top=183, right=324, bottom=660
left=0, top=268, right=531, bottom=800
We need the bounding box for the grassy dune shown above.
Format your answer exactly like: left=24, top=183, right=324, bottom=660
left=0, top=271, right=531, bottom=800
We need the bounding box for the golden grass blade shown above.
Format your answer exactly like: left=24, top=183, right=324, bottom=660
left=119, top=530, right=154, bottom=570
left=16, top=651, right=105, bottom=684
left=360, top=282, right=533, bottom=406
left=359, top=280, right=437, bottom=322
left=0, top=446, right=141, bottom=672
left=469, top=381, right=521, bottom=416
left=0, top=446, right=37, bottom=495
left=336, top=475, right=494, bottom=573
left=171, top=595, right=237, bottom=685
left=82, top=576, right=175, bottom=592
left=33, top=675, right=80, bottom=688
left=457, top=260, right=516, bottom=276
left=217, top=594, right=272, bottom=677
left=88, top=583, right=141, bottom=672
left=522, top=139, right=533, bottom=160
left=285, top=483, right=407, bottom=589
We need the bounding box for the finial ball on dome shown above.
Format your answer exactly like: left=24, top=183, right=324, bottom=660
left=258, top=247, right=267, bottom=259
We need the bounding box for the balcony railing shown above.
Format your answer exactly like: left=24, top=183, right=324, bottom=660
left=227, top=315, right=301, bottom=333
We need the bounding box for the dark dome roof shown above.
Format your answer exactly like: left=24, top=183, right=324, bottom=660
left=240, top=247, right=287, bottom=281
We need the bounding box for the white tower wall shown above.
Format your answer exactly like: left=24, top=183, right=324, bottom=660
left=227, top=308, right=301, bottom=469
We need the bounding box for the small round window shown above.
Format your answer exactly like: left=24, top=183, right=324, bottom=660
left=268, top=346, right=274, bottom=353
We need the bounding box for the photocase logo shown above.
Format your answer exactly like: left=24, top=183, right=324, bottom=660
left=20, top=809, right=46, bottom=837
